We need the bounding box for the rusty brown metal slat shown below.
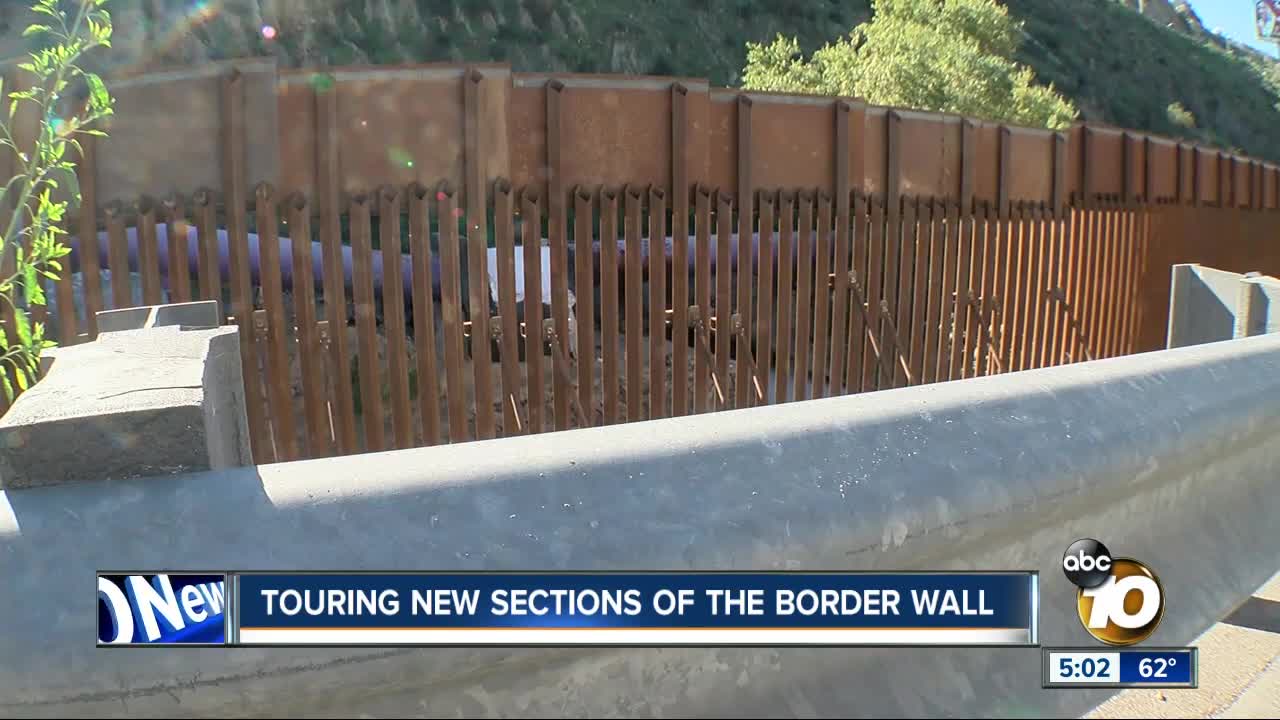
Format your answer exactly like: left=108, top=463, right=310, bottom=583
left=1116, top=199, right=1136, bottom=353
left=440, top=186, right=471, bottom=441
left=793, top=192, right=814, bottom=401
left=973, top=202, right=996, bottom=375
left=164, top=196, right=192, bottom=304
left=75, top=135, right=103, bottom=337
left=1033, top=204, right=1056, bottom=369
left=881, top=193, right=905, bottom=389
left=1101, top=200, right=1123, bottom=358
left=410, top=185, right=443, bottom=445
left=671, top=85, right=691, bottom=418
left=1098, top=199, right=1121, bottom=358
left=1076, top=201, right=1103, bottom=363
left=1016, top=204, right=1042, bottom=371
left=287, top=194, right=330, bottom=458
left=574, top=186, right=597, bottom=427
left=255, top=184, right=299, bottom=462
left=625, top=185, right=645, bottom=422
left=829, top=103, right=852, bottom=397
left=1056, top=202, right=1081, bottom=364
left=714, top=191, right=734, bottom=406
left=349, top=193, right=384, bottom=453
left=892, top=195, right=915, bottom=386
left=950, top=200, right=975, bottom=379
left=735, top=97, right=754, bottom=409
left=1118, top=202, right=1141, bottom=356
left=600, top=189, right=620, bottom=424
left=934, top=200, right=960, bottom=381
left=1118, top=201, right=1140, bottom=356
left=846, top=192, right=869, bottom=393
left=315, top=74, right=357, bottom=455
left=495, top=181, right=523, bottom=435
left=908, top=198, right=929, bottom=383
left=811, top=193, right=833, bottom=398
left=379, top=186, right=413, bottom=449
left=521, top=190, right=546, bottom=434
left=649, top=187, right=669, bottom=417
left=545, top=80, right=569, bottom=433
left=137, top=201, right=163, bottom=306
left=1042, top=210, right=1066, bottom=368
left=193, top=191, right=220, bottom=308
left=774, top=191, right=794, bottom=404
left=997, top=203, right=1024, bottom=373
left=756, top=192, right=776, bottom=404
left=863, top=196, right=886, bottom=391
left=221, top=69, right=270, bottom=463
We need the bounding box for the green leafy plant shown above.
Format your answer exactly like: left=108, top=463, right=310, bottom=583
left=0, top=0, right=113, bottom=400
left=742, top=0, right=1078, bottom=130
left=1166, top=101, right=1195, bottom=129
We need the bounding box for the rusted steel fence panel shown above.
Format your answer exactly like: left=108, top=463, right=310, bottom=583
left=42, top=62, right=1280, bottom=461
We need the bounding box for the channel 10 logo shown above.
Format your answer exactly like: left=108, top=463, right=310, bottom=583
left=1062, top=539, right=1164, bottom=646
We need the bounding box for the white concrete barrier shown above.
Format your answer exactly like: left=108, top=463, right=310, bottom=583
left=2, top=334, right=1280, bottom=717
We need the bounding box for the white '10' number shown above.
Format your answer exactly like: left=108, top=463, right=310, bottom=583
left=1082, top=575, right=1161, bottom=629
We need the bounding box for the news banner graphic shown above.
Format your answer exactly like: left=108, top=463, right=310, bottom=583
left=99, top=572, right=1039, bottom=647
left=98, top=574, right=228, bottom=645
left=1061, top=538, right=1165, bottom=646
left=1042, top=648, right=1198, bottom=689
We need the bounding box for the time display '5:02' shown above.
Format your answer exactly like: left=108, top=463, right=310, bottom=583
left=1043, top=648, right=1197, bottom=689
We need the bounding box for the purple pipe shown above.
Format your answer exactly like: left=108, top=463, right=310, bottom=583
left=65, top=225, right=822, bottom=312
left=66, top=225, right=439, bottom=306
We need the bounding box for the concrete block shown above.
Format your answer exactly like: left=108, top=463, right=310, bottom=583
left=1167, top=264, right=1242, bottom=348
left=95, top=300, right=221, bottom=334
left=1167, top=265, right=1280, bottom=348
left=1238, top=275, right=1280, bottom=338
left=0, top=324, right=249, bottom=489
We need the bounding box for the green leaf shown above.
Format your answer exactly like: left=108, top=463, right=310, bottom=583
left=85, top=73, right=108, bottom=111
left=2, top=373, right=13, bottom=403
left=14, top=365, right=28, bottom=392
left=13, top=308, right=30, bottom=348
left=22, top=24, right=50, bottom=38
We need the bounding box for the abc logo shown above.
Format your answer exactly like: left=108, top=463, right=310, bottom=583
left=1062, top=538, right=1164, bottom=646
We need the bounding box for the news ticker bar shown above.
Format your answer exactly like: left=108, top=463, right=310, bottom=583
left=98, top=571, right=1039, bottom=647
left=1042, top=648, right=1198, bottom=689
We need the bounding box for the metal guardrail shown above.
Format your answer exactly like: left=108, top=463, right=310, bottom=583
left=2, top=333, right=1280, bottom=717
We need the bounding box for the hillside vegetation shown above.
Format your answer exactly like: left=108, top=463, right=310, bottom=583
left=3, top=0, right=1280, bottom=160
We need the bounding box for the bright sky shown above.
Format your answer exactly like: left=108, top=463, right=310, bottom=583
left=1186, top=0, right=1280, bottom=57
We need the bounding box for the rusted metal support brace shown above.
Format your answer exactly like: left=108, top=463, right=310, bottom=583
left=1047, top=287, right=1096, bottom=363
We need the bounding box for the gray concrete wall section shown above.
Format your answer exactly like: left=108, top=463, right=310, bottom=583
left=1238, top=275, right=1280, bottom=338
left=0, top=324, right=249, bottom=489
left=1168, top=264, right=1245, bottom=347
left=3, top=335, right=1280, bottom=717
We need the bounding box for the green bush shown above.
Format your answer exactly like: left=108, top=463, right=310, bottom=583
left=741, top=0, right=1078, bottom=130
left=0, top=0, right=113, bottom=399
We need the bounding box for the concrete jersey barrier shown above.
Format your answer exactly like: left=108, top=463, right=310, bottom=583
left=2, top=334, right=1280, bottom=717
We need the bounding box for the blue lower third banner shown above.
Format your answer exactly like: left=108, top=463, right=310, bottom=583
left=234, top=572, right=1039, bottom=646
